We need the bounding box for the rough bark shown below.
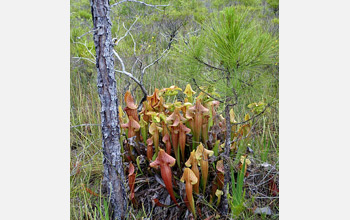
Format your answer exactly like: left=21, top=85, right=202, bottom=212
left=219, top=104, right=232, bottom=218
left=90, top=0, right=127, bottom=219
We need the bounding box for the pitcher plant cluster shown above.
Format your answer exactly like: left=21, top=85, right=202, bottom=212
left=120, top=84, right=258, bottom=217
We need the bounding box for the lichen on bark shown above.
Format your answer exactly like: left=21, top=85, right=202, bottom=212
left=90, top=0, right=127, bottom=219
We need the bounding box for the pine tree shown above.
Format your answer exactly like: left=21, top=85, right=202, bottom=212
left=176, top=6, right=277, bottom=217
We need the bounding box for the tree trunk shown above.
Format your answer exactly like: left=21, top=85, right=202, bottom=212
left=219, top=104, right=232, bottom=218
left=220, top=75, right=233, bottom=218
left=90, top=0, right=127, bottom=219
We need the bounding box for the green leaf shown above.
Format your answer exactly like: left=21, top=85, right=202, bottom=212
left=136, top=156, right=143, bottom=175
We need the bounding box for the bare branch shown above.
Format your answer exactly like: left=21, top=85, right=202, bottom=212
left=77, top=28, right=98, bottom=39
left=113, top=17, right=139, bottom=45
left=129, top=31, right=137, bottom=57
left=111, top=0, right=169, bottom=10
left=115, top=68, right=148, bottom=105
left=123, top=80, right=131, bottom=95
left=186, top=28, right=200, bottom=37
left=232, top=103, right=271, bottom=126
left=112, top=16, right=180, bottom=111
left=254, top=196, right=279, bottom=199
left=72, top=41, right=96, bottom=60
left=71, top=123, right=101, bottom=129
left=113, top=38, right=175, bottom=110
left=192, top=78, right=226, bottom=104
left=159, top=32, right=168, bottom=40
left=140, top=34, right=177, bottom=84
left=194, top=56, right=252, bottom=88
left=72, top=57, right=96, bottom=64
left=131, top=57, right=141, bottom=75
left=227, top=105, right=275, bottom=147
left=113, top=49, right=148, bottom=104
left=138, top=21, right=181, bottom=84
left=116, top=17, right=120, bottom=35
left=128, top=30, right=141, bottom=76
left=194, top=57, right=226, bottom=72
left=229, top=118, right=261, bottom=145
left=141, top=46, right=170, bottom=84
left=113, top=49, right=127, bottom=72
left=143, top=49, right=169, bottom=71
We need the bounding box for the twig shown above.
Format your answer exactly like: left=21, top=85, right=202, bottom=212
left=139, top=27, right=177, bottom=84
left=254, top=196, right=279, bottom=199
left=70, top=123, right=101, bottom=128
left=111, top=14, right=180, bottom=111
left=232, top=103, right=271, bottom=125
left=256, top=160, right=279, bottom=187
left=123, top=80, right=131, bottom=95
left=128, top=30, right=141, bottom=75
left=131, top=58, right=140, bottom=75
left=186, top=28, right=200, bottom=37
left=192, top=77, right=237, bottom=107
left=113, top=17, right=139, bottom=45
left=141, top=44, right=171, bottom=83
left=255, top=174, right=276, bottom=188
left=114, top=36, right=176, bottom=111
left=111, top=0, right=169, bottom=10
left=72, top=41, right=96, bottom=60
left=194, top=57, right=226, bottom=72
left=72, top=57, right=96, bottom=64
left=229, top=118, right=260, bottom=145
left=77, top=29, right=98, bottom=39
left=113, top=50, right=148, bottom=100
left=194, top=57, right=252, bottom=87
left=114, top=68, right=147, bottom=99
left=192, top=78, right=225, bottom=103
left=129, top=31, right=137, bottom=57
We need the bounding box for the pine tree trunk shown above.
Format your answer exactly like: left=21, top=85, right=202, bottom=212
left=220, top=104, right=232, bottom=218
left=220, top=74, right=233, bottom=218
left=90, top=0, right=126, bottom=219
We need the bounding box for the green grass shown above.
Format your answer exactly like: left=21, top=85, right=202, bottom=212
left=229, top=159, right=246, bottom=218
